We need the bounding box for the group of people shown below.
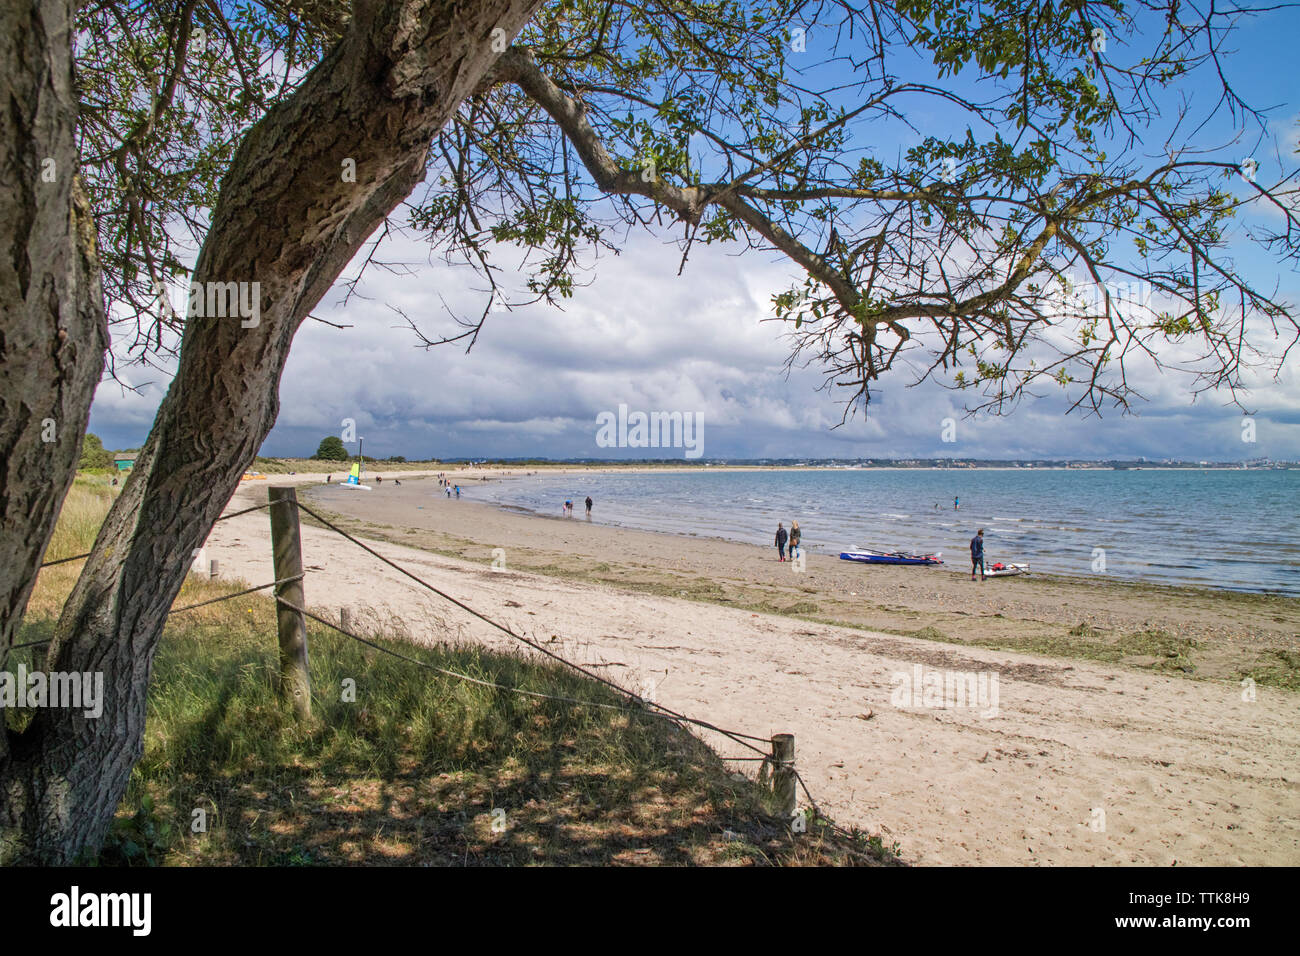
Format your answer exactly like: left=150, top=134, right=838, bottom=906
left=563, top=496, right=593, bottom=517
left=773, top=521, right=802, bottom=561
left=438, top=476, right=460, bottom=498
left=772, top=517, right=991, bottom=580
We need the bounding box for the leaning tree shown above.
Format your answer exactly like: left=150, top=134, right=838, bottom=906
left=2, top=0, right=1296, bottom=861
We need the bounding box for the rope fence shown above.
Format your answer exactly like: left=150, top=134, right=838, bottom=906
left=22, top=487, right=852, bottom=836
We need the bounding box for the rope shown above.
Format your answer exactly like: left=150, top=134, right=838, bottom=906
left=292, top=500, right=772, bottom=754
left=23, top=491, right=840, bottom=834
left=282, top=594, right=767, bottom=755
left=7, top=637, right=52, bottom=651
left=168, top=575, right=305, bottom=614
left=36, top=499, right=282, bottom=569
left=6, top=574, right=305, bottom=653
left=281, top=599, right=658, bottom=716
left=293, top=600, right=859, bottom=845
left=213, top=500, right=281, bottom=522
left=37, top=552, right=91, bottom=568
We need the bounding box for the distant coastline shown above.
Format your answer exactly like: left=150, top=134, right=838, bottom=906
left=248, top=455, right=1299, bottom=474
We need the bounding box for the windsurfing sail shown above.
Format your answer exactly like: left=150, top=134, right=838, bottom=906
left=341, top=451, right=371, bottom=490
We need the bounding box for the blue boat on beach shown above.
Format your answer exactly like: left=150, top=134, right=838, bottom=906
left=840, top=548, right=943, bottom=566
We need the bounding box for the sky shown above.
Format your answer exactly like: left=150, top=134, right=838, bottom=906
left=86, top=3, right=1300, bottom=463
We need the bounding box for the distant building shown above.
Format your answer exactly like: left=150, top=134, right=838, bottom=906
left=113, top=453, right=137, bottom=471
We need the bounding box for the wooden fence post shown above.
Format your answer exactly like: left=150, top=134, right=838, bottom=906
left=771, top=733, right=796, bottom=817
left=269, top=486, right=311, bottom=721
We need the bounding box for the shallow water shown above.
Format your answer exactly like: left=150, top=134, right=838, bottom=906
left=470, top=468, right=1300, bottom=594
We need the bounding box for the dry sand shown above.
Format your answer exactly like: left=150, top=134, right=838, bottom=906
left=203, top=469, right=1300, bottom=865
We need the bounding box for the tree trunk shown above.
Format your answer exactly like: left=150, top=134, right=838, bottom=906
left=0, top=0, right=107, bottom=815
left=0, top=0, right=542, bottom=864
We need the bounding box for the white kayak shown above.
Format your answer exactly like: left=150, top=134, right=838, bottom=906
left=984, top=562, right=1029, bottom=577
left=340, top=482, right=372, bottom=491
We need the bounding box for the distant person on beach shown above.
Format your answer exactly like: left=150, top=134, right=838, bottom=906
left=394, top=478, right=401, bottom=486
left=789, top=521, right=801, bottom=560
left=585, top=496, right=593, bottom=517
left=455, top=485, right=460, bottom=498
left=775, top=522, right=788, bottom=561
left=326, top=475, right=331, bottom=483
left=970, top=529, right=985, bottom=581
left=446, top=485, right=451, bottom=497
left=376, top=475, right=382, bottom=484
left=564, top=499, right=573, bottom=515
left=954, top=496, right=960, bottom=510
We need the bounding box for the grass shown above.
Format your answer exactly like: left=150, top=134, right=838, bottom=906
left=6, top=476, right=893, bottom=867
left=42, top=475, right=115, bottom=563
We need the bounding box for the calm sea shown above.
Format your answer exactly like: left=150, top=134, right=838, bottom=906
left=469, top=468, right=1300, bottom=595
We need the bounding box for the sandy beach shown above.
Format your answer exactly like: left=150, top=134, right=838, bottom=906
left=204, top=468, right=1300, bottom=865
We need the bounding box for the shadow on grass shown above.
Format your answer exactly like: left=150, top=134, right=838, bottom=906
left=97, top=614, right=892, bottom=867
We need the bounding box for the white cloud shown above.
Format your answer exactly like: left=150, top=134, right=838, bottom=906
left=87, top=227, right=1300, bottom=460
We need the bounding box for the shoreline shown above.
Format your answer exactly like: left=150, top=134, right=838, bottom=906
left=264, top=466, right=1300, bottom=601
left=482, top=491, right=1297, bottom=600
left=292, top=473, right=1300, bottom=687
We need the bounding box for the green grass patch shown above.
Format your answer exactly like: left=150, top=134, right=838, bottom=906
left=91, top=611, right=888, bottom=865
left=10, top=599, right=888, bottom=866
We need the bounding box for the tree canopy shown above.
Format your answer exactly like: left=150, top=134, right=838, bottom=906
left=80, top=0, right=1299, bottom=416
left=78, top=433, right=115, bottom=471
left=312, top=435, right=350, bottom=460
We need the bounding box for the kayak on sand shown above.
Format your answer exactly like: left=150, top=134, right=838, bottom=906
left=984, top=561, right=1030, bottom=577
left=840, top=548, right=943, bottom=566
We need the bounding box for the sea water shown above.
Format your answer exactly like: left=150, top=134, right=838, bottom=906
left=471, top=468, right=1300, bottom=594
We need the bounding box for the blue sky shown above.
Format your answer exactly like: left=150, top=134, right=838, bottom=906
left=87, top=3, right=1300, bottom=461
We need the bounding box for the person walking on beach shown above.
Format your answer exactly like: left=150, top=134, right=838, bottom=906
left=775, top=522, right=788, bottom=561
left=454, top=484, right=460, bottom=498
left=954, top=496, right=960, bottom=510
left=789, top=521, right=802, bottom=560
left=970, top=528, right=985, bottom=581
left=585, top=496, right=593, bottom=517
